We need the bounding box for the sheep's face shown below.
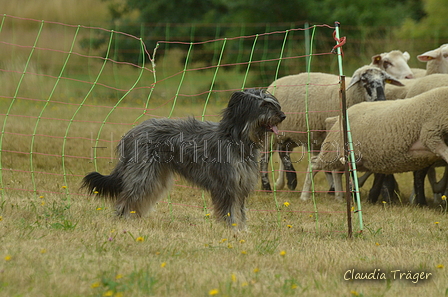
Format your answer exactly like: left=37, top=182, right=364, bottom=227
left=371, top=50, right=414, bottom=79
left=417, top=44, right=448, bottom=73
left=348, top=67, right=404, bottom=102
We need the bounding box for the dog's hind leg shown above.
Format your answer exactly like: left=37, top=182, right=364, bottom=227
left=115, top=167, right=174, bottom=218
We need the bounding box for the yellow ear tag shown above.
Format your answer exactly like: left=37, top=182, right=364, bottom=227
left=385, top=79, right=392, bottom=84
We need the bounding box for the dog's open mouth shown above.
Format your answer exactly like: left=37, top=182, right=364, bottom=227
left=267, top=124, right=279, bottom=135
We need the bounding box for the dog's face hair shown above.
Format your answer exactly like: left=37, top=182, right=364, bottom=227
left=220, top=89, right=286, bottom=144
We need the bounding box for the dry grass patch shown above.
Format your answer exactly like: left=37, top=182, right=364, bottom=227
left=1, top=185, right=448, bottom=296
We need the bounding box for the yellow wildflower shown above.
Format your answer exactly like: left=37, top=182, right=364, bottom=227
left=4, top=255, right=11, bottom=261
left=283, top=201, right=290, bottom=207
left=136, top=236, right=144, bottom=242
left=103, top=290, right=114, bottom=297
left=160, top=262, right=166, bottom=268
left=209, top=289, right=219, bottom=295
left=279, top=250, right=286, bottom=256
left=436, top=264, right=444, bottom=269
left=90, top=282, right=101, bottom=288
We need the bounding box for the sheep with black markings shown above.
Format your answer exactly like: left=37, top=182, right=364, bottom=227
left=260, top=65, right=403, bottom=192
left=301, top=86, right=448, bottom=203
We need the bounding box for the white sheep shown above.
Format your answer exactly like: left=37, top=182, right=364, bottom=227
left=301, top=86, right=448, bottom=204
left=385, top=45, right=448, bottom=98
left=385, top=73, right=448, bottom=101
left=370, top=73, right=448, bottom=203
left=370, top=50, right=414, bottom=79
left=260, top=65, right=403, bottom=191
left=413, top=44, right=448, bottom=77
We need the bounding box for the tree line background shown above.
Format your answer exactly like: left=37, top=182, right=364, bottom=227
left=2, top=0, right=447, bottom=93
left=80, top=0, right=446, bottom=84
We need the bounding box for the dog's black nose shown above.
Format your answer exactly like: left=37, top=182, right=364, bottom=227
left=280, top=113, right=286, bottom=121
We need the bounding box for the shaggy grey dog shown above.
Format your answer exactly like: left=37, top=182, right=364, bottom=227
left=82, top=89, right=285, bottom=230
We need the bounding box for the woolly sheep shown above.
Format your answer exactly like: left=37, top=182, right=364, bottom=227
left=358, top=46, right=448, bottom=203
left=260, top=66, right=403, bottom=191
left=385, top=73, right=448, bottom=101
left=300, top=86, right=448, bottom=203
left=379, top=73, right=448, bottom=202
left=416, top=44, right=448, bottom=77
left=370, top=50, right=414, bottom=79
left=385, top=45, right=448, bottom=99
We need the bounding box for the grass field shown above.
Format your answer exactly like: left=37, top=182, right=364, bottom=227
left=1, top=180, right=448, bottom=296
left=1, top=7, right=448, bottom=297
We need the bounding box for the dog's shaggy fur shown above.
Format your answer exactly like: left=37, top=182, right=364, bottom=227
left=82, top=89, right=285, bottom=230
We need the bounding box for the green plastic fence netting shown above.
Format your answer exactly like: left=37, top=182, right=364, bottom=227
left=0, top=14, right=361, bottom=234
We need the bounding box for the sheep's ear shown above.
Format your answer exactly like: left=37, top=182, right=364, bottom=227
left=346, top=75, right=360, bottom=89
left=371, top=54, right=382, bottom=66
left=403, top=51, right=410, bottom=61
left=384, top=74, right=405, bottom=87
left=325, top=116, right=339, bottom=130
left=417, top=49, right=439, bottom=62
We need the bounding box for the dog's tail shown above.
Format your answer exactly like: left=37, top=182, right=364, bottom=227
left=81, top=171, right=122, bottom=200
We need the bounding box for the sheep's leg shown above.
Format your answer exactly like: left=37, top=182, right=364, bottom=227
left=358, top=172, right=373, bottom=188
left=332, top=171, right=344, bottom=201
left=427, top=164, right=448, bottom=203
left=413, top=166, right=430, bottom=206
left=300, top=159, right=319, bottom=201
left=368, top=173, right=399, bottom=203
left=325, top=172, right=335, bottom=195
left=260, top=145, right=272, bottom=192
left=276, top=142, right=297, bottom=190
left=368, top=173, right=385, bottom=204
left=412, top=134, right=448, bottom=205
left=380, top=174, right=400, bottom=203
left=274, top=160, right=286, bottom=190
